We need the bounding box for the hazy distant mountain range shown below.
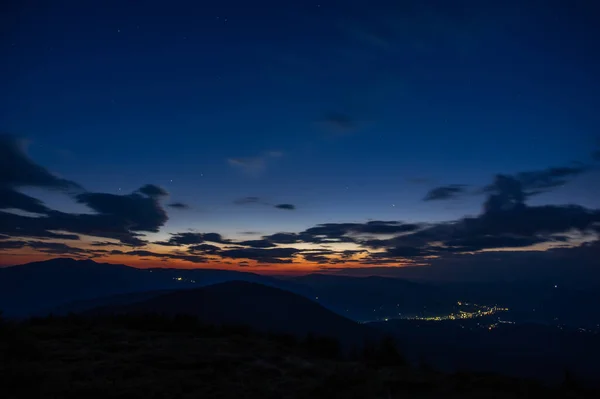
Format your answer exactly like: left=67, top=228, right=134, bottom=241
left=2, top=258, right=599, bottom=329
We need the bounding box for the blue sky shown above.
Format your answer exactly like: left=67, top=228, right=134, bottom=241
left=1, top=0, right=599, bottom=277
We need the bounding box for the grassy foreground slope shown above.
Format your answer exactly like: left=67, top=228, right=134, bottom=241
left=0, top=314, right=595, bottom=399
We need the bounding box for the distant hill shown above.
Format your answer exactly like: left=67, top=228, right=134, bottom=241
left=0, top=258, right=308, bottom=317
left=292, top=274, right=456, bottom=321
left=88, top=280, right=377, bottom=347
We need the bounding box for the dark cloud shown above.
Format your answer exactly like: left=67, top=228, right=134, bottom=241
left=263, top=232, right=302, bottom=244
left=27, top=241, right=86, bottom=255
left=368, top=180, right=600, bottom=258
left=368, top=203, right=600, bottom=257
left=340, top=249, right=367, bottom=258
left=234, top=197, right=262, bottom=205
left=0, top=187, right=51, bottom=214
left=0, top=240, right=85, bottom=256
left=0, top=211, right=81, bottom=241
left=0, top=134, right=81, bottom=215
left=303, top=253, right=331, bottom=263
left=89, top=241, right=128, bottom=247
left=423, top=184, right=467, bottom=201
left=0, top=136, right=171, bottom=246
left=421, top=164, right=588, bottom=207
left=0, top=189, right=170, bottom=246
left=0, top=240, right=28, bottom=250
left=156, top=232, right=229, bottom=246
left=107, top=249, right=207, bottom=263
left=302, top=221, right=420, bottom=240
left=168, top=202, right=190, bottom=209
left=263, top=222, right=420, bottom=246
left=483, top=175, right=525, bottom=213
left=467, top=204, right=600, bottom=237
left=274, top=203, right=296, bottom=210
left=482, top=165, right=588, bottom=206
left=76, top=190, right=168, bottom=232
left=330, top=242, right=600, bottom=286
left=137, top=184, right=169, bottom=198
left=299, top=248, right=364, bottom=265
left=516, top=165, right=587, bottom=192
left=378, top=246, right=424, bottom=258
left=359, top=221, right=420, bottom=234
left=234, top=199, right=297, bottom=211
left=188, top=243, right=221, bottom=254
left=219, top=247, right=301, bottom=264
left=351, top=163, right=599, bottom=259
left=0, top=134, right=81, bottom=191
left=237, top=239, right=276, bottom=248
left=441, top=235, right=546, bottom=252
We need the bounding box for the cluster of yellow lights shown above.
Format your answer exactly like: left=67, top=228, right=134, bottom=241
left=403, top=302, right=509, bottom=322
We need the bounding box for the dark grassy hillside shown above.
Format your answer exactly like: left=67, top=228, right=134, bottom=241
left=1, top=314, right=596, bottom=399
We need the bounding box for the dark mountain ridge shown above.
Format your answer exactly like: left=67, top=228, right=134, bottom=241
left=0, top=258, right=309, bottom=317
left=87, top=280, right=377, bottom=348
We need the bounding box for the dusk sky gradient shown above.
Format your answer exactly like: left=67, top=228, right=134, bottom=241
left=2, top=0, right=599, bottom=281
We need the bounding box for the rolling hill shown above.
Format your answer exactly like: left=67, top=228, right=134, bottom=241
left=87, top=280, right=377, bottom=347
left=0, top=258, right=308, bottom=317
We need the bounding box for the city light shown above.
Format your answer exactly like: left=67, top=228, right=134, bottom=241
left=399, top=303, right=509, bottom=322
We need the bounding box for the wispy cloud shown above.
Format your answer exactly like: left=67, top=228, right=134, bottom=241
left=168, top=202, right=190, bottom=210
left=234, top=197, right=298, bottom=211
left=423, top=185, right=467, bottom=201
left=227, top=151, right=283, bottom=177
left=274, top=204, right=296, bottom=210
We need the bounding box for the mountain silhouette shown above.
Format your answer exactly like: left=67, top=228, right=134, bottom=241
left=88, top=280, right=376, bottom=347
left=0, top=258, right=307, bottom=317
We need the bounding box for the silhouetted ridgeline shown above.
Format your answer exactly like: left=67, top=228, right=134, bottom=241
left=0, top=258, right=311, bottom=317
left=1, top=313, right=596, bottom=399
left=86, top=280, right=378, bottom=349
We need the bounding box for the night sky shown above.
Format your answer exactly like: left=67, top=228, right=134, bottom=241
left=2, top=0, right=599, bottom=281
